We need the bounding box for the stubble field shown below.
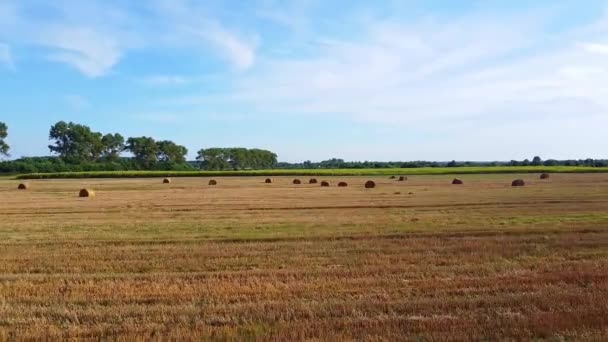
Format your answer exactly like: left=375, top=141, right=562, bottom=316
left=1, top=174, right=608, bottom=340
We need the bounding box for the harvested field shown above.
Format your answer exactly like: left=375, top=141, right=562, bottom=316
left=1, top=174, right=608, bottom=340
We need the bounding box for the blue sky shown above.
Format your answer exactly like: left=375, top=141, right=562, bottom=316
left=1, top=0, right=607, bottom=162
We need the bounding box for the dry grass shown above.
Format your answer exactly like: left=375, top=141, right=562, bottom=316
left=1, top=174, right=608, bottom=340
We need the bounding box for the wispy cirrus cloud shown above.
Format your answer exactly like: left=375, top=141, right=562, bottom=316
left=155, top=8, right=608, bottom=159
left=151, top=0, right=259, bottom=71
left=42, top=26, right=123, bottom=77
left=195, top=22, right=258, bottom=71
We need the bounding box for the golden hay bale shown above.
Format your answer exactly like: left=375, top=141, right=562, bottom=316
left=338, top=182, right=348, bottom=187
left=309, top=179, right=318, bottom=184
left=365, top=180, right=376, bottom=189
left=79, top=189, right=95, bottom=197
left=265, top=178, right=272, bottom=184
left=540, top=173, right=550, bottom=180
left=321, top=181, right=330, bottom=187
left=163, top=178, right=171, bottom=184
left=452, top=178, right=464, bottom=185
left=208, top=180, right=218, bottom=186
left=17, top=183, right=29, bottom=190
left=398, top=176, right=407, bottom=181
left=511, top=179, right=525, bottom=187
left=293, top=179, right=302, bottom=185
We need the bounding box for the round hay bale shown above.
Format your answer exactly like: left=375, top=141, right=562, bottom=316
left=320, top=181, right=330, bottom=187
left=293, top=179, right=302, bottom=185
left=208, top=179, right=218, bottom=186
left=389, top=176, right=396, bottom=179
left=452, top=178, right=463, bottom=185
left=338, top=182, right=348, bottom=187
left=265, top=178, right=272, bottom=184
left=163, top=178, right=171, bottom=184
left=309, top=179, right=318, bottom=184
left=79, top=189, right=95, bottom=197
left=398, top=176, right=407, bottom=181
left=540, top=173, right=550, bottom=180
left=365, top=180, right=376, bottom=189
left=17, top=183, right=29, bottom=190
left=511, top=179, right=525, bottom=187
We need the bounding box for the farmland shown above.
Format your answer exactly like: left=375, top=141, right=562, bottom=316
left=14, top=165, right=608, bottom=179
left=1, top=174, right=608, bottom=339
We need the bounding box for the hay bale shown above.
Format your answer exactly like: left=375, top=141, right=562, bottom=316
left=398, top=176, right=407, bottom=181
left=17, top=183, right=29, bottom=190
left=321, top=181, right=330, bottom=187
left=293, top=179, right=302, bottom=185
left=208, top=180, right=218, bottom=186
left=163, top=178, right=171, bottom=184
left=309, top=179, right=318, bottom=184
left=540, top=173, right=550, bottom=180
left=365, top=180, right=376, bottom=189
left=511, top=179, right=525, bottom=187
left=338, top=182, right=348, bottom=187
left=265, top=178, right=272, bottom=184
left=389, top=176, right=396, bottom=179
left=79, top=189, right=95, bottom=197
left=452, top=178, right=463, bottom=185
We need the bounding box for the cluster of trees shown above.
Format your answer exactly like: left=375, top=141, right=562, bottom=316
left=2, top=121, right=608, bottom=173
left=507, top=156, right=608, bottom=167
left=0, top=122, right=9, bottom=157
left=196, top=148, right=277, bottom=170
left=277, top=157, right=608, bottom=169
left=47, top=121, right=188, bottom=168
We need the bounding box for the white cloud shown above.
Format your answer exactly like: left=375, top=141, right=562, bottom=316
left=583, top=42, right=608, bottom=55
left=42, top=26, right=123, bottom=78
left=180, top=14, right=608, bottom=129
left=0, top=43, right=14, bottom=70
left=191, top=22, right=258, bottom=71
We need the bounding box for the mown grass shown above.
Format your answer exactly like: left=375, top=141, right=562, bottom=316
left=1, top=174, right=608, bottom=339
left=15, top=165, right=608, bottom=179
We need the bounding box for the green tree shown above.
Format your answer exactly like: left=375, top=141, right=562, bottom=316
left=196, top=148, right=277, bottom=170
left=48, top=121, right=103, bottom=163
left=125, top=137, right=159, bottom=168
left=0, top=122, right=9, bottom=157
left=196, top=148, right=230, bottom=170
left=156, top=140, right=188, bottom=163
left=532, top=156, right=542, bottom=166
left=101, top=133, right=125, bottom=162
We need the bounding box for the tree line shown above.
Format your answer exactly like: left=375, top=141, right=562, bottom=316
left=0, top=121, right=607, bottom=174
left=0, top=121, right=278, bottom=173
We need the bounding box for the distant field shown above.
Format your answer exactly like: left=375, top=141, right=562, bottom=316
left=1, top=174, right=608, bottom=339
left=14, top=165, right=608, bottom=179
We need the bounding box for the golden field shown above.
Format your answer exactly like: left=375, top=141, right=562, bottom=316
left=1, top=174, right=608, bottom=340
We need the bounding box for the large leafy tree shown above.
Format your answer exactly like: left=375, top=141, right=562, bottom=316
left=196, top=148, right=277, bottom=170
left=48, top=121, right=104, bottom=163
left=0, top=122, right=9, bottom=157
left=156, top=140, right=188, bottom=163
left=101, top=133, right=125, bottom=162
left=125, top=137, right=159, bottom=168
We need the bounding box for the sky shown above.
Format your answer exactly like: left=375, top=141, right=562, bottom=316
left=1, top=0, right=607, bottom=162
